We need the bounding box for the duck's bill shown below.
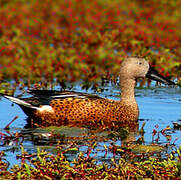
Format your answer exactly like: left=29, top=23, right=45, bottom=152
left=146, top=67, right=175, bottom=85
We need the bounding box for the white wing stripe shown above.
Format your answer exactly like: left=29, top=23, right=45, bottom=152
left=4, top=95, right=38, bottom=109
left=52, top=94, right=86, bottom=98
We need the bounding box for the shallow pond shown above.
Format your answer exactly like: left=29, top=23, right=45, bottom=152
left=0, top=83, right=181, bottom=167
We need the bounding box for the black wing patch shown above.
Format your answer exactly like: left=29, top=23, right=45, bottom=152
left=28, top=90, right=103, bottom=100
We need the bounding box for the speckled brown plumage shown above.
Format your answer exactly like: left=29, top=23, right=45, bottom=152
left=1, top=57, right=175, bottom=130
left=33, top=96, right=139, bottom=129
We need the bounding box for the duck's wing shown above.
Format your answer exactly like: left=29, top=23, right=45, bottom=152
left=28, top=90, right=102, bottom=100
left=1, top=90, right=102, bottom=108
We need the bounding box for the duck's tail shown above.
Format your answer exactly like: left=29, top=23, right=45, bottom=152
left=1, top=94, right=38, bottom=116
left=3, top=95, right=32, bottom=108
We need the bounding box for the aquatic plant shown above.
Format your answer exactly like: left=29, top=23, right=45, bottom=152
left=0, top=0, right=180, bottom=87
left=0, top=122, right=181, bottom=179
left=0, top=140, right=181, bottom=179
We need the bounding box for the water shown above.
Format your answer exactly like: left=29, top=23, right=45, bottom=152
left=0, top=83, right=181, bottom=167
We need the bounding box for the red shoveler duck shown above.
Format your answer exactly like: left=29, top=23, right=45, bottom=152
left=1, top=57, right=175, bottom=129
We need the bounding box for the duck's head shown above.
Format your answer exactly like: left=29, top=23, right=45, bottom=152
left=120, top=57, right=175, bottom=85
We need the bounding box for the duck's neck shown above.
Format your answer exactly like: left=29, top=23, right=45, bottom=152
left=120, top=78, right=137, bottom=105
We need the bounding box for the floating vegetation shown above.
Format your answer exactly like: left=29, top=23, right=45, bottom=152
left=0, top=119, right=181, bottom=179
left=0, top=138, right=181, bottom=179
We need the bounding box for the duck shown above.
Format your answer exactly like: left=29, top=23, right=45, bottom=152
left=1, top=57, right=175, bottom=129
